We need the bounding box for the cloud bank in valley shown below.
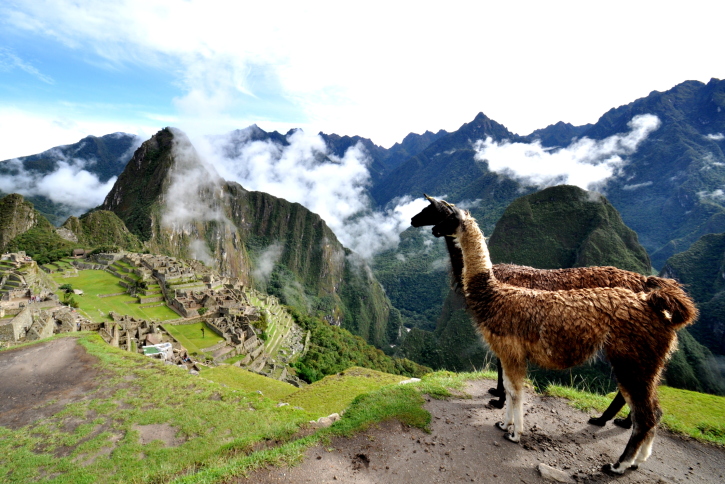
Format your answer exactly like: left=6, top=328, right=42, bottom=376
left=0, top=151, right=118, bottom=214
left=195, top=129, right=429, bottom=259
left=474, top=114, right=661, bottom=191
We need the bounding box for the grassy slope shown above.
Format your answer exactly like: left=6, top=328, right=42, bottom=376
left=547, top=385, right=725, bottom=446
left=2, top=335, right=721, bottom=484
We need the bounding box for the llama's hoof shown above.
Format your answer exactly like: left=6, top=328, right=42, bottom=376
left=629, top=464, right=639, bottom=470
left=587, top=416, right=607, bottom=427
left=614, top=416, right=633, bottom=429
left=503, top=432, right=520, bottom=443
left=488, top=387, right=504, bottom=398
left=488, top=398, right=505, bottom=409
left=602, top=463, right=626, bottom=475
left=495, top=421, right=507, bottom=432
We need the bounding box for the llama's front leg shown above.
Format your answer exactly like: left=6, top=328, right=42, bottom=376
left=497, top=370, right=524, bottom=442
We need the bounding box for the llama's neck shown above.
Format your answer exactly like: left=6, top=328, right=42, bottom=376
left=456, top=216, right=494, bottom=286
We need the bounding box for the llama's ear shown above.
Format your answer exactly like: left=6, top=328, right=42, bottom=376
left=424, top=193, right=434, bottom=202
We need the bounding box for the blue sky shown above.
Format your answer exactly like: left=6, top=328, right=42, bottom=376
left=1, top=0, right=724, bottom=160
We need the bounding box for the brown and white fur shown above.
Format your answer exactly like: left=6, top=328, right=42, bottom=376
left=432, top=205, right=697, bottom=474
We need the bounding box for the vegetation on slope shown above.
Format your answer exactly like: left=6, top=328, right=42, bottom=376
left=287, top=306, right=431, bottom=383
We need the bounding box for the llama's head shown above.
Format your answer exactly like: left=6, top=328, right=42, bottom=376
left=432, top=205, right=467, bottom=238
left=410, top=194, right=456, bottom=227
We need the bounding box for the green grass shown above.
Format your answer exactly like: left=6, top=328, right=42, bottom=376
left=0, top=334, right=314, bottom=484
left=546, top=384, right=725, bottom=446
left=163, top=322, right=223, bottom=354
left=203, top=366, right=298, bottom=401
left=286, top=367, right=407, bottom=417
left=50, top=270, right=178, bottom=322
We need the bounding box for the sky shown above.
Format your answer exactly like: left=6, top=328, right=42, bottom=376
left=1, top=0, right=724, bottom=161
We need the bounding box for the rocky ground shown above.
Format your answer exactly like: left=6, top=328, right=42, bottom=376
left=1, top=339, right=724, bottom=483
left=246, top=381, right=725, bottom=484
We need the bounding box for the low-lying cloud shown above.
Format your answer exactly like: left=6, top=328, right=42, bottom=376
left=195, top=129, right=429, bottom=259
left=0, top=151, right=117, bottom=214
left=474, top=114, right=661, bottom=191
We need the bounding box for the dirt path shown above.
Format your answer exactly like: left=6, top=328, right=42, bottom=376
left=0, top=337, right=100, bottom=429
left=247, top=380, right=725, bottom=484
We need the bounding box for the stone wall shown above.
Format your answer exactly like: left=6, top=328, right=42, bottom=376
left=0, top=307, right=33, bottom=341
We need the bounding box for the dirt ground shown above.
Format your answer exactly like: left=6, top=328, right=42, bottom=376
left=1, top=339, right=724, bottom=483
left=246, top=380, right=725, bottom=484
left=0, top=337, right=100, bottom=429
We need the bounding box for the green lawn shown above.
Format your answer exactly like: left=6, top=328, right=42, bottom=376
left=163, top=322, right=224, bottom=354
left=203, top=366, right=298, bottom=401
left=286, top=367, right=407, bottom=417
left=51, top=270, right=179, bottom=322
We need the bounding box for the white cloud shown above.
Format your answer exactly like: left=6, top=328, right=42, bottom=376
left=0, top=151, right=117, bottom=213
left=0, top=47, right=54, bottom=84
left=252, top=242, right=284, bottom=283
left=622, top=181, right=653, bottom=191
left=707, top=133, right=725, bottom=141
left=194, top=129, right=430, bottom=258
left=698, top=189, right=725, bottom=202
left=4, top=0, right=723, bottom=152
left=474, top=114, right=661, bottom=191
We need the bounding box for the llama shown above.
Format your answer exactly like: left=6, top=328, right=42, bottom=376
left=411, top=194, right=680, bottom=427
left=430, top=204, right=696, bottom=474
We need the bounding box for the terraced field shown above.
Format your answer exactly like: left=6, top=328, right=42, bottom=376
left=50, top=269, right=179, bottom=322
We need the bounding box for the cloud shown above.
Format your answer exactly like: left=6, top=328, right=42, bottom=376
left=195, top=129, right=430, bottom=259
left=622, top=181, right=653, bottom=191
left=474, top=114, right=661, bottom=191
left=252, top=242, right=284, bottom=283
left=161, top=128, right=227, bottom=229
left=698, top=189, right=725, bottom=202
left=706, top=133, right=724, bottom=141
left=0, top=151, right=117, bottom=214
left=0, top=47, right=54, bottom=84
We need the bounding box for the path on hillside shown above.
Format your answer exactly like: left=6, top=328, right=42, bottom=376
left=247, top=380, right=725, bottom=484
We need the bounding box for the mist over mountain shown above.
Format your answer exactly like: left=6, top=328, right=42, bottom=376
left=0, top=133, right=142, bottom=224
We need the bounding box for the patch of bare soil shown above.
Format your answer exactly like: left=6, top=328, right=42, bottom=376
left=246, top=380, right=725, bottom=484
left=133, top=423, right=184, bottom=447
left=0, top=337, right=101, bottom=429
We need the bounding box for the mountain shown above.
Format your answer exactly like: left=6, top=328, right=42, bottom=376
left=488, top=185, right=651, bottom=273
left=0, top=194, right=74, bottom=264
left=370, top=112, right=527, bottom=217
left=370, top=79, right=725, bottom=271
left=99, top=127, right=402, bottom=347
left=0, top=194, right=41, bottom=252
left=580, top=79, right=725, bottom=269
left=58, top=210, right=143, bottom=251
left=661, top=232, right=725, bottom=355
left=0, top=133, right=141, bottom=225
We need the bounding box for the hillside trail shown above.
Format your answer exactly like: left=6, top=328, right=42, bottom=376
left=246, top=379, right=725, bottom=484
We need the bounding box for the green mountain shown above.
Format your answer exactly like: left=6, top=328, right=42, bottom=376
left=0, top=133, right=141, bottom=225
left=661, top=232, right=725, bottom=355
left=99, top=127, right=401, bottom=348
left=0, top=194, right=74, bottom=264
left=58, top=211, right=143, bottom=251
left=0, top=193, right=42, bottom=252
left=488, top=185, right=651, bottom=273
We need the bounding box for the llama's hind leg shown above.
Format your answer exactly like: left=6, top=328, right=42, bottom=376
left=604, top=384, right=662, bottom=474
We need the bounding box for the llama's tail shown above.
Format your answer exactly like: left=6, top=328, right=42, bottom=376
left=645, top=277, right=698, bottom=330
